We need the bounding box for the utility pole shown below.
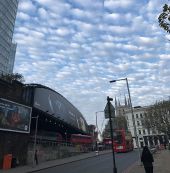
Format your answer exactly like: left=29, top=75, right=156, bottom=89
left=95, top=111, right=104, bottom=152
left=125, top=78, right=141, bottom=161
left=110, top=78, right=141, bottom=163
left=32, top=115, right=39, bottom=166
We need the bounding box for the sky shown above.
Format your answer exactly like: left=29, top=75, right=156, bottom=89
left=13, top=0, right=170, bottom=131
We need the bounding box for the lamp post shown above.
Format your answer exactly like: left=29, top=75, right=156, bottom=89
left=107, top=96, right=117, bottom=173
left=95, top=111, right=104, bottom=151
left=32, top=115, right=39, bottom=166
left=110, top=78, right=141, bottom=162
left=65, top=131, right=67, bottom=146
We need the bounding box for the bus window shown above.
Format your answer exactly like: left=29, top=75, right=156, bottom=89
left=113, top=131, right=122, bottom=144
left=116, top=133, right=122, bottom=144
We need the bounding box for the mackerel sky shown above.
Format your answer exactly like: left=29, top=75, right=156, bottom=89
left=13, top=0, right=170, bottom=129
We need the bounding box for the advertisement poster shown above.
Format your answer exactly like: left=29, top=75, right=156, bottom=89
left=0, top=98, right=32, bottom=133
left=34, top=88, right=88, bottom=132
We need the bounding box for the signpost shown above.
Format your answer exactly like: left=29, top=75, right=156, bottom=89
left=104, top=96, right=117, bottom=173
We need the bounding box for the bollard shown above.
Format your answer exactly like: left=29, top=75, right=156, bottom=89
left=95, top=151, right=99, bottom=155
left=168, top=144, right=170, bottom=150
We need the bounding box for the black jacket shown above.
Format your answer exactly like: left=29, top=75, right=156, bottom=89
left=141, top=150, right=154, bottom=167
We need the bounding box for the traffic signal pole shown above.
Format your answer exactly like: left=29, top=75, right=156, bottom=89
left=107, top=96, right=117, bottom=173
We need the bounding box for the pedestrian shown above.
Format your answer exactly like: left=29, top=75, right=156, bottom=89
left=164, top=141, right=167, bottom=149
left=141, top=146, right=154, bottom=173
left=34, top=150, right=38, bottom=165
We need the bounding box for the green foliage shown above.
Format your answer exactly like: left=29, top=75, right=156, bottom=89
left=143, top=100, right=170, bottom=134
left=158, top=4, right=170, bottom=33
left=0, top=73, right=25, bottom=83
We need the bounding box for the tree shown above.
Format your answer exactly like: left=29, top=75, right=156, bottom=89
left=102, top=116, right=128, bottom=138
left=143, top=100, right=170, bottom=136
left=158, top=3, right=170, bottom=33
left=0, top=73, right=25, bottom=83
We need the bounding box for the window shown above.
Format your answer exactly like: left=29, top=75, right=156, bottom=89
left=138, top=130, right=141, bottom=135
left=140, top=113, right=143, bottom=118
left=137, top=121, right=140, bottom=126
left=136, top=114, right=138, bottom=118
left=143, top=130, right=145, bottom=134
left=148, top=129, right=150, bottom=135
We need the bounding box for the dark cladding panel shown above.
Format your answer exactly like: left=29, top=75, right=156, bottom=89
left=33, top=88, right=88, bottom=132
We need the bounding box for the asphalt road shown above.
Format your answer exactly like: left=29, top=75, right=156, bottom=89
left=34, top=150, right=138, bottom=173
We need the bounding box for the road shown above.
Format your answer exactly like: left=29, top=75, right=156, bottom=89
left=34, top=150, right=138, bottom=173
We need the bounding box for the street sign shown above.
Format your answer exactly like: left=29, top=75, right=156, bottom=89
left=104, top=102, right=115, bottom=119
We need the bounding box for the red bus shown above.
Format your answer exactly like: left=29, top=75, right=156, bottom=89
left=70, top=134, right=93, bottom=152
left=70, top=134, right=93, bottom=144
left=103, top=129, right=133, bottom=152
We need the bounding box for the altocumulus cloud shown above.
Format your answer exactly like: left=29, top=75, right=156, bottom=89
left=13, top=0, right=170, bottom=128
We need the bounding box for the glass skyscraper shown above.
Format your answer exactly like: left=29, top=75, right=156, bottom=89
left=0, top=0, right=18, bottom=74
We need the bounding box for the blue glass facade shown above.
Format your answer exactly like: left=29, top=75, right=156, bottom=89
left=0, top=0, right=18, bottom=74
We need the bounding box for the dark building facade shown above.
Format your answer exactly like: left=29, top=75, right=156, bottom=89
left=0, top=80, right=89, bottom=168
left=0, top=79, right=29, bottom=168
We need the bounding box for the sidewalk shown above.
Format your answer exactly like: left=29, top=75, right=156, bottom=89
left=0, top=150, right=111, bottom=173
left=1, top=149, right=169, bottom=173
left=129, top=149, right=170, bottom=173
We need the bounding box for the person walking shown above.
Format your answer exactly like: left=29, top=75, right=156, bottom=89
left=34, top=150, right=38, bottom=165
left=141, top=146, right=154, bottom=173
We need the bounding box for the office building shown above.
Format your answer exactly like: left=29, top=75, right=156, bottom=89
left=0, top=0, right=18, bottom=74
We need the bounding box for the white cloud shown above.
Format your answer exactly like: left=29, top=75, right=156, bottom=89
left=104, top=0, right=135, bottom=10
left=159, top=54, right=170, bottom=60
left=19, top=0, right=36, bottom=13
left=13, top=0, right=170, bottom=128
left=17, top=12, right=31, bottom=20
left=137, top=36, right=159, bottom=46
left=38, top=8, right=48, bottom=19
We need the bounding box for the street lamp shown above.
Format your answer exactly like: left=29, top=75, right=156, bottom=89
left=32, top=115, right=39, bottom=166
left=110, top=78, right=141, bottom=162
left=95, top=111, right=104, bottom=151
left=65, top=131, right=67, bottom=146
left=107, top=96, right=117, bottom=173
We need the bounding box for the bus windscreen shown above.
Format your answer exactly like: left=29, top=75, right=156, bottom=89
left=113, top=131, right=123, bottom=144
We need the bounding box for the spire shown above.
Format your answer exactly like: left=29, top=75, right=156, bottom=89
left=115, top=97, right=117, bottom=108
left=118, top=99, right=121, bottom=106
left=124, top=95, right=127, bottom=106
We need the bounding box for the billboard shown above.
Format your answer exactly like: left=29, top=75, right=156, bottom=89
left=33, top=88, right=87, bottom=132
left=0, top=98, right=32, bottom=133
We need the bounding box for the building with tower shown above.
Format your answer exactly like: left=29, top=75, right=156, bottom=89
left=114, top=97, right=166, bottom=148
left=114, top=96, right=130, bottom=117
left=0, top=0, right=18, bottom=74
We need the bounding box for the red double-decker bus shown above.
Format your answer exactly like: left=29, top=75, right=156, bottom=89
left=70, top=134, right=93, bottom=152
left=103, top=129, right=133, bottom=152
left=70, top=134, right=92, bottom=144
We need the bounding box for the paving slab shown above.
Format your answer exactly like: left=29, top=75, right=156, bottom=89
left=128, top=150, right=170, bottom=173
